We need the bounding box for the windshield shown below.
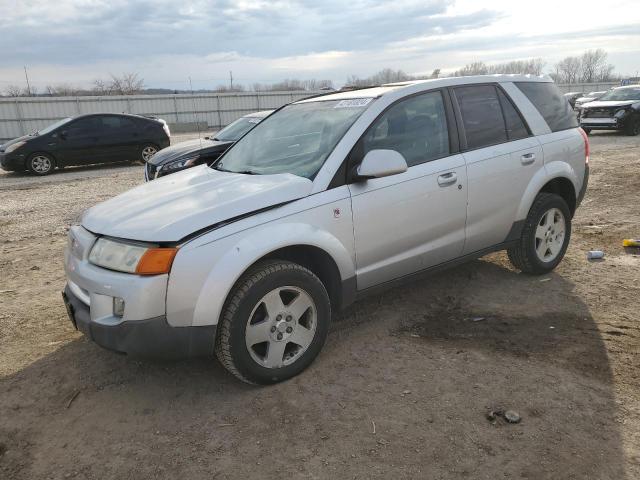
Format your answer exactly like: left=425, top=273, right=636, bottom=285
left=215, top=117, right=263, bottom=141
left=38, top=117, right=72, bottom=135
left=598, top=87, right=640, bottom=101
left=214, top=99, right=371, bottom=178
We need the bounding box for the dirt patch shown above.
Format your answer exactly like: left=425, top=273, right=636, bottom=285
left=1, top=131, right=639, bottom=479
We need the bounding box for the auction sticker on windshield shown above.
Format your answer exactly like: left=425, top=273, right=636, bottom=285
left=334, top=98, right=373, bottom=108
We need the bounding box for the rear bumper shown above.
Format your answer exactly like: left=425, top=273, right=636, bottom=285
left=63, top=285, right=216, bottom=358
left=576, top=163, right=589, bottom=208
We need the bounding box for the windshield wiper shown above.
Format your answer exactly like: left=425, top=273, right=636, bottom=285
left=214, top=164, right=259, bottom=175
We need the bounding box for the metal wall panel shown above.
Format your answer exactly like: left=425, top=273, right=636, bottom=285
left=0, top=91, right=321, bottom=140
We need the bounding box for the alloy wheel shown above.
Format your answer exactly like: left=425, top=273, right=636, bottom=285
left=31, top=155, right=52, bottom=173
left=141, top=146, right=158, bottom=162
left=534, top=208, right=566, bottom=262
left=245, top=286, right=317, bottom=368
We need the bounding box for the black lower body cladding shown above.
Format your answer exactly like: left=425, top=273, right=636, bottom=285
left=62, top=286, right=216, bottom=358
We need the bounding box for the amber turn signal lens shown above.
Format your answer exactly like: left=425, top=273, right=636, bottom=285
left=135, top=248, right=178, bottom=275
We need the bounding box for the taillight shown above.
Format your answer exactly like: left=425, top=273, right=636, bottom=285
left=578, top=127, right=590, bottom=165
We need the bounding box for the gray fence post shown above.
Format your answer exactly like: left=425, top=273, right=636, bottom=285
left=216, top=95, right=222, bottom=129
left=14, top=99, right=25, bottom=136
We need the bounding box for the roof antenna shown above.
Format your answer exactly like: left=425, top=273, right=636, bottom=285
left=189, top=76, right=203, bottom=149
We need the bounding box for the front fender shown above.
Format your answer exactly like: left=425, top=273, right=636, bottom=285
left=166, top=213, right=355, bottom=327
left=515, top=161, right=579, bottom=221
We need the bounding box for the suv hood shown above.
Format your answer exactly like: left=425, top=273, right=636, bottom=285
left=149, top=138, right=232, bottom=166
left=581, top=100, right=637, bottom=109
left=82, top=165, right=313, bottom=242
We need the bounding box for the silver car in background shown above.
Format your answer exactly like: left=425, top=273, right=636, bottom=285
left=63, top=75, right=589, bottom=384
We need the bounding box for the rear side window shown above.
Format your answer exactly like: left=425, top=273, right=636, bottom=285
left=515, top=82, right=578, bottom=132
left=454, top=85, right=507, bottom=149
left=497, top=89, right=529, bottom=140
left=362, top=90, right=450, bottom=167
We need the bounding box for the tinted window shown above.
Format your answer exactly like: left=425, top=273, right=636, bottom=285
left=515, top=82, right=578, bottom=132
left=497, top=89, right=529, bottom=140
left=66, top=117, right=100, bottom=135
left=362, top=91, right=449, bottom=167
left=455, top=85, right=507, bottom=149
left=101, top=116, right=136, bottom=130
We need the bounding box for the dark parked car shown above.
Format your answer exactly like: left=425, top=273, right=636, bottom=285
left=578, top=85, right=640, bottom=135
left=145, top=110, right=272, bottom=181
left=0, top=113, right=170, bottom=175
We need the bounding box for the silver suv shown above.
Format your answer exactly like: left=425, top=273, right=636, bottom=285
left=63, top=75, right=589, bottom=384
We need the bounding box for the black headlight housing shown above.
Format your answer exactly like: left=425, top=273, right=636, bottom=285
left=161, top=156, right=199, bottom=171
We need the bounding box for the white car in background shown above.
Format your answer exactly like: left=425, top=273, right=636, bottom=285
left=574, top=90, right=608, bottom=108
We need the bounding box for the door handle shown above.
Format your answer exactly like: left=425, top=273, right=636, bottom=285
left=520, top=153, right=536, bottom=165
left=437, top=172, right=457, bottom=186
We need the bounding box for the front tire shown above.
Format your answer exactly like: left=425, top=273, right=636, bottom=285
left=140, top=144, right=159, bottom=163
left=507, top=193, right=572, bottom=275
left=215, top=260, right=331, bottom=384
left=27, top=153, right=54, bottom=175
left=625, top=118, right=640, bottom=136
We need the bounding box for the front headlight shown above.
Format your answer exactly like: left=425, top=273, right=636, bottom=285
left=162, top=156, right=199, bottom=171
left=614, top=109, right=628, bottom=119
left=89, top=238, right=177, bottom=275
left=4, top=141, right=26, bottom=153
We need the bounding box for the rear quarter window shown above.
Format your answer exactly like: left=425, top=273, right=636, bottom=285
left=515, top=82, right=578, bottom=132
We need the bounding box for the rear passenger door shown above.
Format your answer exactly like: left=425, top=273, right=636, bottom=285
left=452, top=84, right=543, bottom=254
left=349, top=90, right=468, bottom=290
left=99, top=115, right=140, bottom=162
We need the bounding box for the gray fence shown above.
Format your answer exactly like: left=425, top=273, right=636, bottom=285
left=0, top=91, right=322, bottom=141
left=555, top=82, right=619, bottom=94
left=0, top=82, right=623, bottom=141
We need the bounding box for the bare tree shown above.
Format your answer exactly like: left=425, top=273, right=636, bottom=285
left=45, top=83, right=81, bottom=96
left=346, top=69, right=411, bottom=86
left=580, top=49, right=615, bottom=83
left=452, top=61, right=489, bottom=76
left=109, top=73, right=145, bottom=95
left=91, top=73, right=144, bottom=95
left=5, top=85, right=27, bottom=96
left=212, top=84, right=246, bottom=93
left=431, top=69, right=441, bottom=79
left=552, top=50, right=617, bottom=84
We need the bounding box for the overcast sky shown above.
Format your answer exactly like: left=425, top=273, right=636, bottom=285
left=1, top=0, right=639, bottom=91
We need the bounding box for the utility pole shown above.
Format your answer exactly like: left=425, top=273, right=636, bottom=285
left=24, top=66, right=32, bottom=96
left=229, top=71, right=233, bottom=91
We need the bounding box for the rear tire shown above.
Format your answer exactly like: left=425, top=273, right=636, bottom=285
left=507, top=193, right=571, bottom=275
left=215, top=260, right=331, bottom=384
left=26, top=153, right=54, bottom=175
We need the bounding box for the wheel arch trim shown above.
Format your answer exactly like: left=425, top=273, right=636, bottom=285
left=516, top=163, right=579, bottom=221
left=169, top=222, right=355, bottom=327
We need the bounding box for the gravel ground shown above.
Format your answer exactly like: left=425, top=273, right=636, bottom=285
left=0, top=131, right=639, bottom=479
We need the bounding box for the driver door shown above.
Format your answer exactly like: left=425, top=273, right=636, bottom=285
left=349, top=90, right=468, bottom=290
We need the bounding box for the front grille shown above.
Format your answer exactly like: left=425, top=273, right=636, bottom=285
left=582, top=108, right=614, bottom=118
left=145, top=162, right=158, bottom=180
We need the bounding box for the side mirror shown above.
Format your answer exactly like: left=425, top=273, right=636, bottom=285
left=59, top=130, right=68, bottom=140
left=355, top=149, right=408, bottom=180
